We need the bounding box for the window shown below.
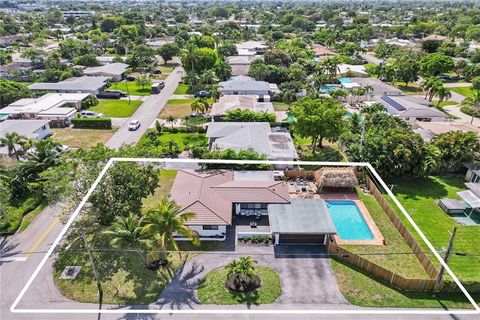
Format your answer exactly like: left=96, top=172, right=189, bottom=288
left=42, top=125, right=47, bottom=130
left=202, top=225, right=219, bottom=230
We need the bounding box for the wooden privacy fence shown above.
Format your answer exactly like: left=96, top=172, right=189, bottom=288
left=365, top=176, right=439, bottom=279
left=327, top=240, right=436, bottom=292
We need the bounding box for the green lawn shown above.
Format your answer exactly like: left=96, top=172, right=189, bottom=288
left=110, top=81, right=151, bottom=96
left=386, top=176, right=480, bottom=282
left=432, top=100, right=458, bottom=108
left=197, top=266, right=281, bottom=305
left=55, top=221, right=186, bottom=305
left=174, top=84, right=191, bottom=95
left=293, top=134, right=346, bottom=164
left=142, top=169, right=177, bottom=210
left=272, top=101, right=289, bottom=111
left=89, top=99, right=143, bottom=117
left=342, top=190, right=430, bottom=279
left=159, top=99, right=213, bottom=119
left=450, top=87, right=474, bottom=98
left=331, top=259, right=476, bottom=309
left=395, top=82, right=423, bottom=94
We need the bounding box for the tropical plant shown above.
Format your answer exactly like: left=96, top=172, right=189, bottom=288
left=142, top=196, right=199, bottom=260
left=191, top=98, right=209, bottom=114
left=166, top=115, right=177, bottom=129
left=434, top=86, right=451, bottom=107
left=226, top=256, right=258, bottom=291
left=136, top=74, right=152, bottom=90
left=0, top=132, right=26, bottom=160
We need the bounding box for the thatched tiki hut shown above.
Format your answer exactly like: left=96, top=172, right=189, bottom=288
left=314, top=168, right=359, bottom=192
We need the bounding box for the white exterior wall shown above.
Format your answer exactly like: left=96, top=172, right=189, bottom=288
left=189, top=225, right=226, bottom=237
left=33, top=123, right=52, bottom=140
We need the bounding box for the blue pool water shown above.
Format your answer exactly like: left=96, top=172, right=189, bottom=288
left=327, top=201, right=374, bottom=240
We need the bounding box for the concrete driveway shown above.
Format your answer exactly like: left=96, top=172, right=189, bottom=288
left=158, top=245, right=348, bottom=309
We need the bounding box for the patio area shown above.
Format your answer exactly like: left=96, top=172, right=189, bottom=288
left=233, top=214, right=271, bottom=235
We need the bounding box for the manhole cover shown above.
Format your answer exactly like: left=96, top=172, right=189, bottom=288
left=59, top=266, right=81, bottom=279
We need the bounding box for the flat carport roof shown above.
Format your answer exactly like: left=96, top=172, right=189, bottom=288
left=268, top=199, right=337, bottom=234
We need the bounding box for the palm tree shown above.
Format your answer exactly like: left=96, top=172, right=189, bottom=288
left=434, top=86, right=452, bottom=107
left=226, top=256, right=257, bottom=291
left=461, top=94, right=480, bottom=124
left=136, top=74, right=152, bottom=91
left=0, top=132, right=26, bottom=160
left=319, top=56, right=340, bottom=82
left=19, top=137, right=36, bottom=152
left=181, top=43, right=199, bottom=89
left=281, top=88, right=297, bottom=108
left=142, top=196, right=199, bottom=261
left=25, top=139, right=61, bottom=174
left=199, top=69, right=217, bottom=86
left=103, top=213, right=150, bottom=263
left=191, top=98, right=209, bottom=114
left=166, top=115, right=177, bottom=129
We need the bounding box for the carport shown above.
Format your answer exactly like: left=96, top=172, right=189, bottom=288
left=268, top=199, right=337, bottom=245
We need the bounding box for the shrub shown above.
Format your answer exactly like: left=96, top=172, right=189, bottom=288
left=71, top=118, right=112, bottom=129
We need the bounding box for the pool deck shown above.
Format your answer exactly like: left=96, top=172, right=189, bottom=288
left=318, top=192, right=385, bottom=246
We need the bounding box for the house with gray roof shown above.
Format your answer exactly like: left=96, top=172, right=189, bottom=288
left=375, top=95, right=449, bottom=122
left=83, top=62, right=129, bottom=81
left=206, top=122, right=298, bottom=168
left=28, top=76, right=110, bottom=94
left=0, top=120, right=51, bottom=157
left=210, top=95, right=274, bottom=120
left=219, top=75, right=272, bottom=100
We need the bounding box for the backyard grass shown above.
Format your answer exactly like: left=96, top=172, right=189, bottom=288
left=52, top=128, right=114, bottom=149
left=272, top=101, right=289, bottom=111
left=395, top=82, right=423, bottom=94
left=341, top=190, right=430, bottom=279
left=293, top=134, right=346, bottom=165
left=142, top=169, right=177, bottom=210
left=450, top=87, right=474, bottom=98
left=110, top=81, right=151, bottom=96
left=331, top=259, right=476, bottom=309
left=174, top=84, right=191, bottom=95
left=385, top=176, right=480, bottom=283
left=159, top=98, right=213, bottom=119
left=197, top=266, right=281, bottom=305
left=54, top=233, right=185, bottom=305
left=89, top=99, right=143, bottom=118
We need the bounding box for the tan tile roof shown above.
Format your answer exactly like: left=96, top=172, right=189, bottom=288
left=170, top=169, right=290, bottom=225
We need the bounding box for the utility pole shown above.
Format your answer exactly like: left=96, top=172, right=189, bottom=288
left=435, top=227, right=457, bottom=292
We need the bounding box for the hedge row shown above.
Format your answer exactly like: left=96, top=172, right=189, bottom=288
left=71, top=118, right=112, bottom=129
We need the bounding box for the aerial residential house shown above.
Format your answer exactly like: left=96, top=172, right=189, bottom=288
left=28, top=76, right=110, bottom=94
left=413, top=122, right=480, bottom=142
left=83, top=63, right=128, bottom=82
left=62, top=11, right=93, bottom=19
left=2, top=93, right=89, bottom=126
left=169, top=169, right=339, bottom=244
left=210, top=95, right=274, bottom=121
left=227, top=55, right=262, bottom=76
left=219, top=75, right=273, bottom=101
left=169, top=169, right=291, bottom=240
left=206, top=122, right=298, bottom=168
left=337, top=64, right=368, bottom=77
left=0, top=120, right=51, bottom=157
left=312, top=44, right=336, bottom=62
left=235, top=41, right=268, bottom=56
left=375, top=95, right=449, bottom=122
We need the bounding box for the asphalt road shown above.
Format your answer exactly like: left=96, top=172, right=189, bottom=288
left=105, top=67, right=184, bottom=149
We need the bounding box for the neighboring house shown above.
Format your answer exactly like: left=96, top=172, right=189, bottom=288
left=210, top=95, right=274, bottom=121
left=2, top=93, right=89, bottom=126
left=464, top=164, right=480, bottom=183
left=349, top=77, right=403, bottom=96
left=227, top=55, right=262, bottom=76
left=169, top=169, right=338, bottom=244
left=376, top=95, right=449, bottom=122
left=146, top=37, right=174, bottom=50
left=83, top=62, right=128, bottom=82
left=206, top=122, right=298, bottom=167
left=62, top=11, right=92, bottom=19
left=312, top=44, right=336, bottom=62
left=236, top=41, right=267, bottom=55
left=413, top=122, right=480, bottom=142
left=219, top=75, right=272, bottom=100
left=0, top=120, right=51, bottom=157
left=28, top=76, right=110, bottom=94
left=337, top=64, right=368, bottom=77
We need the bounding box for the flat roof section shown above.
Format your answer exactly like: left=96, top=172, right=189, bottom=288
left=268, top=199, right=337, bottom=234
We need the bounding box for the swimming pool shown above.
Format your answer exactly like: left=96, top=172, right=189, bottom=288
left=326, top=200, right=374, bottom=240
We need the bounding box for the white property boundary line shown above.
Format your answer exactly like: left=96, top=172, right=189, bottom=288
left=10, top=158, right=480, bottom=315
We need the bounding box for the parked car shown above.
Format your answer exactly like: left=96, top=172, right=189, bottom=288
left=125, top=76, right=136, bottom=81
left=187, top=113, right=210, bottom=120
left=128, top=119, right=141, bottom=131
left=194, top=90, right=210, bottom=98
left=96, top=91, right=121, bottom=99
left=106, top=90, right=128, bottom=97
left=152, top=69, right=162, bottom=75
left=80, top=110, right=104, bottom=118
left=151, top=81, right=165, bottom=94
